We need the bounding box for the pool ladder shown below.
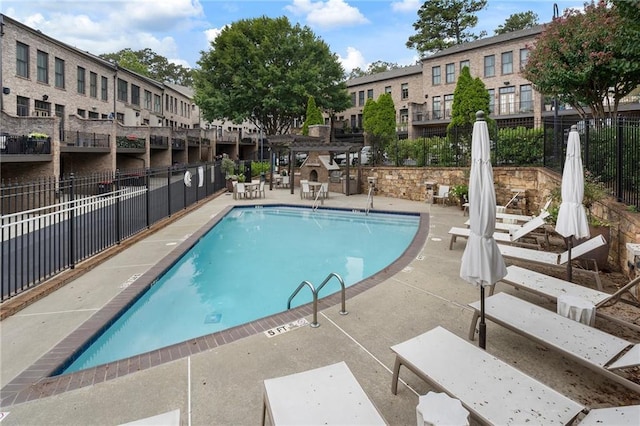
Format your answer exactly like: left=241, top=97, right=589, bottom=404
left=287, top=272, right=348, bottom=327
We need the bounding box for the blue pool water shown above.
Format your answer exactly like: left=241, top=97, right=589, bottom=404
left=63, top=206, right=419, bottom=373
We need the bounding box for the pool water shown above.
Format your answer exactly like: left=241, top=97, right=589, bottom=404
left=63, top=206, right=419, bottom=373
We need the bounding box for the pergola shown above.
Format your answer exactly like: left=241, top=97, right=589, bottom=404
left=266, top=134, right=363, bottom=195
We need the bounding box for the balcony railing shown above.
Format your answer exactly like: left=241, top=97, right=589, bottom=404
left=0, top=134, right=51, bottom=155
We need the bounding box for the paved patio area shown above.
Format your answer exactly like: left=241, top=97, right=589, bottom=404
left=1, top=185, right=638, bottom=425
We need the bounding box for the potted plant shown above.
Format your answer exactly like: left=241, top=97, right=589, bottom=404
left=449, top=184, right=469, bottom=209
left=221, top=157, right=237, bottom=191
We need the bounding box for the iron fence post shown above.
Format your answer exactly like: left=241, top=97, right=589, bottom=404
left=69, top=173, right=76, bottom=269
left=617, top=115, right=623, bottom=202
left=115, top=169, right=121, bottom=244
left=146, top=168, right=151, bottom=229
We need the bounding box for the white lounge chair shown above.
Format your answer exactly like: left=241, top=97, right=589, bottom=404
left=468, top=292, right=640, bottom=394
left=449, top=211, right=549, bottom=250
left=391, top=326, right=585, bottom=425
left=433, top=185, right=450, bottom=205
left=494, top=265, right=640, bottom=331
left=262, top=361, right=386, bottom=425
left=498, top=234, right=606, bottom=290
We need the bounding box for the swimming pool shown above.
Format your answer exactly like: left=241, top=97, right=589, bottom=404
left=62, top=205, right=421, bottom=373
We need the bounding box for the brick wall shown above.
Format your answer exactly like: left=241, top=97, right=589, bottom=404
left=362, top=166, right=640, bottom=276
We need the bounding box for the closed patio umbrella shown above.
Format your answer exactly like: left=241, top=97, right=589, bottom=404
left=555, top=125, right=590, bottom=282
left=460, top=111, right=507, bottom=349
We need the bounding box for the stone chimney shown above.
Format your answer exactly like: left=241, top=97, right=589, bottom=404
left=308, top=125, right=331, bottom=143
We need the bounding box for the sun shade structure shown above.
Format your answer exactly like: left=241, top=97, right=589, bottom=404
left=459, top=111, right=507, bottom=349
left=555, top=125, right=590, bottom=282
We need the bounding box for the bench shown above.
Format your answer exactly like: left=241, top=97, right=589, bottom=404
left=468, top=292, right=640, bottom=394
left=390, top=326, right=585, bottom=425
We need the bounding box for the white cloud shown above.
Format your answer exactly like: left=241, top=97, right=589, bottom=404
left=286, top=0, right=369, bottom=29
left=337, top=46, right=367, bottom=72
left=391, top=0, right=420, bottom=13
left=204, top=26, right=227, bottom=43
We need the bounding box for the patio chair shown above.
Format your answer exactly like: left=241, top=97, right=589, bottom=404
left=281, top=175, right=290, bottom=188
left=236, top=182, right=247, bottom=199
left=262, top=361, right=386, bottom=425
left=449, top=211, right=549, bottom=250
left=319, top=182, right=328, bottom=199
left=257, top=181, right=265, bottom=198
left=300, top=181, right=311, bottom=199
left=468, top=292, right=640, bottom=394
left=498, top=234, right=606, bottom=290
left=390, top=326, right=585, bottom=425
left=492, top=265, right=640, bottom=331
left=433, top=185, right=450, bottom=205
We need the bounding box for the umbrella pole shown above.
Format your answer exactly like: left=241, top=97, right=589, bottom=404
left=479, top=286, right=486, bottom=349
left=566, top=237, right=573, bottom=283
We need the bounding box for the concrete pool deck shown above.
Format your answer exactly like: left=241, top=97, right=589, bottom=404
left=1, top=187, right=638, bottom=425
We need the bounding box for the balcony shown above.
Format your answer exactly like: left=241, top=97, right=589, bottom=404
left=0, top=134, right=52, bottom=159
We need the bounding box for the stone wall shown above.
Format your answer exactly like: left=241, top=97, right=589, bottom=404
left=362, top=166, right=640, bottom=277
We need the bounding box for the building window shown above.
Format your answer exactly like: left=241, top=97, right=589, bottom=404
left=101, top=76, right=108, bottom=101
left=117, top=78, right=128, bottom=102
left=77, top=108, right=86, bottom=118
left=445, top=63, right=455, bottom=83
left=34, top=100, right=50, bottom=116
left=37, top=50, right=48, bottom=84
left=350, top=92, right=356, bottom=107
left=499, top=86, right=516, bottom=115
left=401, top=83, right=408, bottom=99
left=519, top=48, right=529, bottom=71
left=488, top=89, right=495, bottom=114
left=55, top=58, right=65, bottom=88
left=502, top=51, right=513, bottom=75
left=154, top=94, right=162, bottom=113
left=367, top=89, right=373, bottom=99
left=460, top=60, right=470, bottom=71
left=144, top=90, right=152, bottom=109
left=16, top=42, right=29, bottom=78
left=17, top=96, right=29, bottom=116
left=358, top=90, right=365, bottom=106
left=432, top=66, right=441, bottom=85
left=444, top=94, right=454, bottom=118
left=519, top=84, right=533, bottom=112
left=484, top=55, right=495, bottom=77
left=90, top=72, right=97, bottom=98
left=432, top=96, right=442, bottom=119
left=77, top=66, right=86, bottom=94
left=385, top=86, right=392, bottom=94
left=131, top=84, right=140, bottom=106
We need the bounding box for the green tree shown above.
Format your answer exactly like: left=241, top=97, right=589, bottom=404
left=362, top=93, right=396, bottom=164
left=194, top=16, right=350, bottom=135
left=302, top=96, right=324, bottom=135
left=448, top=67, right=491, bottom=129
left=100, top=48, right=193, bottom=86
left=347, top=61, right=401, bottom=79
left=406, top=0, right=487, bottom=56
left=494, top=11, right=539, bottom=35
left=523, top=0, right=640, bottom=121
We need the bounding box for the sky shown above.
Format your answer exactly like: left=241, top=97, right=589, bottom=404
left=1, top=0, right=584, bottom=73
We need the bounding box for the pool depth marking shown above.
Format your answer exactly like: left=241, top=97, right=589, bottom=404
left=264, top=318, right=309, bottom=338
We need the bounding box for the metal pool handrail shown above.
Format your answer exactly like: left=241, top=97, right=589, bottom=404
left=287, top=272, right=348, bottom=327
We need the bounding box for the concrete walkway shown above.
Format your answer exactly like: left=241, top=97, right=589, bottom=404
left=0, top=187, right=637, bottom=425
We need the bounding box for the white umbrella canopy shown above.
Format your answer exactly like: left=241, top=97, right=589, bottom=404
left=555, top=125, right=590, bottom=281
left=460, top=111, right=507, bottom=349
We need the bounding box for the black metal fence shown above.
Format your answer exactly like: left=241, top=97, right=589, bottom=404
left=383, top=116, right=638, bottom=209
left=1, top=162, right=226, bottom=301
left=542, top=116, right=640, bottom=210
